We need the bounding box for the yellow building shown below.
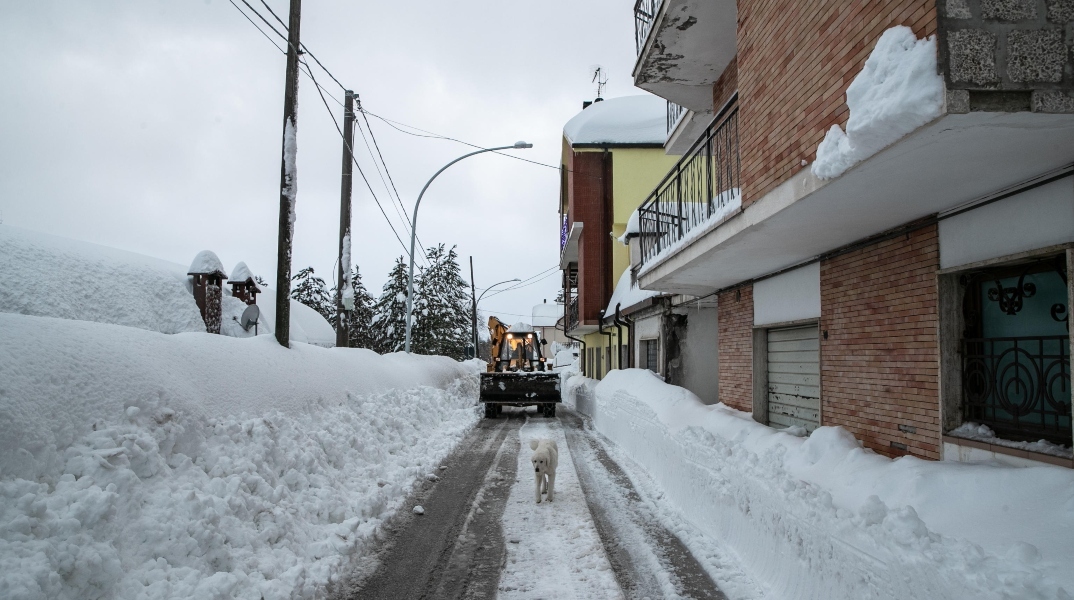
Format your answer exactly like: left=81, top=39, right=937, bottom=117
left=557, top=95, right=679, bottom=379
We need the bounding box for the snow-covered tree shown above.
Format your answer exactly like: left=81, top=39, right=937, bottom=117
left=291, top=267, right=332, bottom=321
left=255, top=275, right=268, bottom=287
left=371, top=257, right=410, bottom=353
left=412, top=244, right=472, bottom=359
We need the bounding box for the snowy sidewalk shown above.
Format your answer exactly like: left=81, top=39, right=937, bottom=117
left=498, top=417, right=622, bottom=599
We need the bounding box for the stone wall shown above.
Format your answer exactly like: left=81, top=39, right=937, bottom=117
left=940, top=0, right=1074, bottom=112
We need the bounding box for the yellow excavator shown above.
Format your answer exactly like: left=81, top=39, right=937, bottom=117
left=479, top=316, right=560, bottom=418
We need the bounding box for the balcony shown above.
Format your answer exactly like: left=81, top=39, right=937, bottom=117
left=666, top=100, right=685, bottom=136
left=638, top=104, right=740, bottom=270
left=632, top=0, right=736, bottom=112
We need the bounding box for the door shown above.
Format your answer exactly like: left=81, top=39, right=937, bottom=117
left=767, top=325, right=821, bottom=432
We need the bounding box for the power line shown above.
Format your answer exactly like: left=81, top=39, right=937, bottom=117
left=301, top=59, right=428, bottom=267
left=357, top=105, right=425, bottom=249
left=227, top=0, right=284, bottom=52
left=257, top=0, right=347, bottom=91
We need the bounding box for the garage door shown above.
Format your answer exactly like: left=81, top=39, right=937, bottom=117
left=767, top=325, right=820, bottom=432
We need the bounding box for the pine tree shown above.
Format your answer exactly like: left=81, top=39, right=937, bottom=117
left=412, top=244, right=472, bottom=359
left=346, top=265, right=376, bottom=349
left=291, top=267, right=332, bottom=321
left=371, top=257, right=410, bottom=353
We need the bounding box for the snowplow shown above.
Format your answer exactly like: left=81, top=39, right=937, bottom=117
left=480, top=317, right=561, bottom=418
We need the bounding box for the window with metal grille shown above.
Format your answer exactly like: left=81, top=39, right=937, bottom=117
left=643, top=339, right=659, bottom=373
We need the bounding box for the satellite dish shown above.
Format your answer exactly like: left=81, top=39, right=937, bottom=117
left=240, top=304, right=260, bottom=332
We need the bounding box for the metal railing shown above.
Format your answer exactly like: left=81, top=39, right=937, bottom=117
left=667, top=101, right=686, bottom=135
left=637, top=103, right=740, bottom=268
left=634, top=0, right=662, bottom=55
left=962, top=335, right=1071, bottom=446
left=567, top=296, right=580, bottom=332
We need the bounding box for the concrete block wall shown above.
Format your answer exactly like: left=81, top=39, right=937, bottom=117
left=819, top=225, right=942, bottom=460
left=718, top=285, right=754, bottom=412
left=737, top=0, right=937, bottom=205
left=940, top=0, right=1074, bottom=112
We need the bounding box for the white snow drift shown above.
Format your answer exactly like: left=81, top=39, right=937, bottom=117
left=0, top=312, right=481, bottom=600
left=812, top=26, right=945, bottom=180
left=565, top=369, right=1074, bottom=600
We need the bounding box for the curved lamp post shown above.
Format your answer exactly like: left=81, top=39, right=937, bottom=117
left=405, top=141, right=533, bottom=353
left=472, top=278, right=521, bottom=354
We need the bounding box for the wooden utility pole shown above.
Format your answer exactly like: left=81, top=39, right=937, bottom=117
left=335, top=90, right=355, bottom=348
left=470, top=256, right=478, bottom=358
left=274, top=0, right=302, bottom=348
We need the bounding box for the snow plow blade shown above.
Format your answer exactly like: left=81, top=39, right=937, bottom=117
left=479, top=372, right=561, bottom=403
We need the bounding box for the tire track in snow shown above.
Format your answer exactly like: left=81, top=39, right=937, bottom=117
left=498, top=415, right=623, bottom=599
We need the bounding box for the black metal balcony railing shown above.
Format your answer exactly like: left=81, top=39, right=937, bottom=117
left=962, top=335, right=1071, bottom=446
left=666, top=101, right=686, bottom=135
left=634, top=0, right=662, bottom=55
left=567, top=296, right=580, bottom=332
left=637, top=104, right=740, bottom=268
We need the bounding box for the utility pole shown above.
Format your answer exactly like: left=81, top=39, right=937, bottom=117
left=335, top=90, right=355, bottom=348
left=273, top=0, right=302, bottom=348
left=470, top=256, right=478, bottom=358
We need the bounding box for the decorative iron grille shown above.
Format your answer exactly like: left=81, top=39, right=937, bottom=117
left=962, top=335, right=1071, bottom=446
left=667, top=101, right=686, bottom=135
left=634, top=0, right=661, bottom=55
left=567, top=296, right=580, bottom=332
left=637, top=104, right=740, bottom=268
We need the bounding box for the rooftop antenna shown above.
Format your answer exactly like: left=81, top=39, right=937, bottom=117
left=591, top=66, right=608, bottom=101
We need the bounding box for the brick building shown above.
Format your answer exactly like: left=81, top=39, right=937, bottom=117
left=616, top=0, right=1074, bottom=466
left=558, top=95, right=679, bottom=380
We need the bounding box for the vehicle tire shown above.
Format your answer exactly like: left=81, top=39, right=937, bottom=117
left=548, top=403, right=557, bottom=418
left=484, top=403, right=496, bottom=419
left=494, top=403, right=503, bottom=416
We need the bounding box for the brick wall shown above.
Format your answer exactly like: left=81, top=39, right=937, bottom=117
left=718, top=285, right=753, bottom=412
left=568, top=151, right=611, bottom=326
left=737, top=0, right=937, bottom=205
left=820, top=225, right=941, bottom=459
left=712, top=54, right=738, bottom=113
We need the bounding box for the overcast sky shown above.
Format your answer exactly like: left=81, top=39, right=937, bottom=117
left=0, top=0, right=647, bottom=323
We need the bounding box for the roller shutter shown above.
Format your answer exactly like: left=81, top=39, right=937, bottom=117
left=766, top=325, right=821, bottom=432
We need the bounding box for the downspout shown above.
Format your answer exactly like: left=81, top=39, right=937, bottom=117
left=598, top=310, right=614, bottom=375
left=613, top=302, right=633, bottom=369
left=559, top=321, right=586, bottom=377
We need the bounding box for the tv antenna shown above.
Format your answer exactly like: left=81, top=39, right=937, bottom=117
left=591, top=66, right=608, bottom=101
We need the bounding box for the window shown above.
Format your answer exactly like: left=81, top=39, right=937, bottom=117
left=960, top=256, right=1070, bottom=446
left=642, top=339, right=659, bottom=373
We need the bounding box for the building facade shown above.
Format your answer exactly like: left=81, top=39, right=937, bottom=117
left=558, top=96, right=680, bottom=381
left=616, top=0, right=1074, bottom=466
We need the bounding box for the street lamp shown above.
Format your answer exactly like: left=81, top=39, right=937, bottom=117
left=404, top=141, right=533, bottom=353
left=472, top=278, right=521, bottom=356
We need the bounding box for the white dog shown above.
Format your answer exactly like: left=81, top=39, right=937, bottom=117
left=529, top=438, right=558, bottom=504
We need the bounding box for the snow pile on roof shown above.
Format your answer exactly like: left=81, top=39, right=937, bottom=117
left=0, top=225, right=205, bottom=334
left=229, top=261, right=256, bottom=283
left=605, top=269, right=660, bottom=316
left=531, top=301, right=561, bottom=327
left=565, top=369, right=1074, bottom=599
left=255, top=285, right=336, bottom=348
left=812, top=26, right=944, bottom=180
left=188, top=250, right=225, bottom=275
left=563, top=95, right=667, bottom=146
left=0, top=312, right=480, bottom=599
left=508, top=321, right=534, bottom=332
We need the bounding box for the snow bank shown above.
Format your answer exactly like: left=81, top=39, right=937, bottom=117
left=567, top=370, right=1074, bottom=600
left=812, top=26, right=945, bottom=180
left=563, top=95, right=666, bottom=146
left=0, top=225, right=205, bottom=334
left=0, top=312, right=480, bottom=599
